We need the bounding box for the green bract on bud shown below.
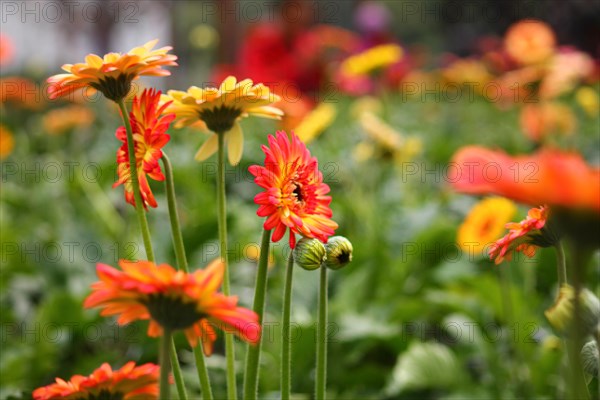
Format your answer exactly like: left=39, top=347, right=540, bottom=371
left=324, top=236, right=353, bottom=270
left=581, top=341, right=599, bottom=377
left=544, top=284, right=600, bottom=336
left=294, top=238, right=327, bottom=271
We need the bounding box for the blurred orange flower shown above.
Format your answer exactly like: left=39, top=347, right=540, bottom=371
left=0, top=76, right=44, bottom=110
left=450, top=146, right=600, bottom=213
left=504, top=20, right=556, bottom=66
left=33, top=361, right=159, bottom=400
left=0, top=125, right=14, bottom=159
left=43, top=105, right=95, bottom=135
left=519, top=102, right=576, bottom=142
left=84, top=259, right=260, bottom=356
left=47, top=39, right=177, bottom=101
left=113, top=89, right=173, bottom=209
left=249, top=131, right=338, bottom=248
left=0, top=34, right=14, bottom=66
left=489, top=205, right=549, bottom=264
left=162, top=76, right=282, bottom=165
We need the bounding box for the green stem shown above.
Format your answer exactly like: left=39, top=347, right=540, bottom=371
left=170, top=339, right=188, bottom=400
left=562, top=242, right=590, bottom=400
left=193, top=346, right=214, bottom=400
left=159, top=330, right=172, bottom=400
left=315, top=265, right=328, bottom=400
left=555, top=242, right=568, bottom=287
left=243, top=228, right=272, bottom=400
left=116, top=99, right=155, bottom=262
left=216, top=131, right=237, bottom=399
left=161, top=153, right=188, bottom=272
left=281, top=251, right=294, bottom=400
left=162, top=153, right=214, bottom=399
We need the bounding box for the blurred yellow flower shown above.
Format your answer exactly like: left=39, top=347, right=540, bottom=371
left=340, top=44, right=403, bottom=77
left=358, top=111, right=422, bottom=163
left=457, top=197, right=517, bottom=259
left=0, top=124, right=14, bottom=159
left=244, top=243, right=275, bottom=269
left=442, top=59, right=492, bottom=90
left=575, top=87, right=599, bottom=118
left=294, top=102, right=337, bottom=143
left=162, top=76, right=283, bottom=165
left=350, top=96, right=383, bottom=119
left=43, top=105, right=95, bottom=135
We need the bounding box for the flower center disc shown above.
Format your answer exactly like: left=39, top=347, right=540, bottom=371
left=199, top=105, right=242, bottom=133
left=145, top=294, right=205, bottom=331
left=86, top=389, right=124, bottom=400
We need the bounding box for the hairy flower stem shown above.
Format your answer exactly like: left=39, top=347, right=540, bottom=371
left=281, top=251, right=294, bottom=400
left=243, top=228, right=272, bottom=400
left=555, top=243, right=567, bottom=286
left=215, top=131, right=237, bottom=399
left=315, top=265, right=328, bottom=400
left=170, top=340, right=188, bottom=400
left=159, top=330, right=172, bottom=400
left=117, top=99, right=155, bottom=262
left=558, top=242, right=589, bottom=400
left=162, top=153, right=212, bottom=400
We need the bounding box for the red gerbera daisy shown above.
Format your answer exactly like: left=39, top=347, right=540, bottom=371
left=489, top=205, right=550, bottom=264
left=83, top=259, right=260, bottom=356
left=249, top=131, right=338, bottom=248
left=32, top=361, right=159, bottom=400
left=113, top=88, right=174, bottom=209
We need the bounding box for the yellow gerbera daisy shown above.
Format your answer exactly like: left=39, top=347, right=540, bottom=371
left=457, top=197, right=517, bottom=259
left=161, top=76, right=283, bottom=165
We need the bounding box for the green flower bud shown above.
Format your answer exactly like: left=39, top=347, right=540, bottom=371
left=545, top=284, right=600, bottom=336
left=294, top=238, right=327, bottom=271
left=324, top=236, right=353, bottom=270
left=581, top=341, right=599, bottom=377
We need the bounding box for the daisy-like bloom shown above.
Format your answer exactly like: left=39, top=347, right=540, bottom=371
left=488, top=205, right=552, bottom=264
left=47, top=39, right=177, bottom=102
left=293, top=102, right=337, bottom=144
left=161, top=76, right=283, bottom=165
left=32, top=361, right=159, bottom=400
left=84, top=259, right=260, bottom=356
left=457, top=197, right=517, bottom=259
left=504, top=20, right=556, bottom=66
left=450, top=146, right=600, bottom=213
left=249, top=131, right=338, bottom=248
left=113, top=88, right=173, bottom=209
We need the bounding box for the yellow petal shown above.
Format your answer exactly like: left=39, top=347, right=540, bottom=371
left=194, top=133, right=219, bottom=162
left=226, top=123, right=244, bottom=166
left=219, top=76, right=237, bottom=92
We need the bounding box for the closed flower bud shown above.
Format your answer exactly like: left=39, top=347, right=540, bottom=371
left=544, top=284, right=600, bottom=336
left=294, top=238, right=327, bottom=270
left=581, top=341, right=599, bottom=377
left=324, top=236, right=353, bottom=270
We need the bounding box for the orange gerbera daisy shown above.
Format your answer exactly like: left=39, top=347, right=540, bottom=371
left=161, top=76, right=283, bottom=165
left=113, top=88, right=173, bottom=209
left=450, top=146, right=600, bottom=213
left=249, top=131, right=338, bottom=248
left=32, top=361, right=159, bottom=400
left=47, top=39, right=177, bottom=102
left=504, top=20, right=556, bottom=66
left=489, top=205, right=553, bottom=264
left=84, top=259, right=260, bottom=356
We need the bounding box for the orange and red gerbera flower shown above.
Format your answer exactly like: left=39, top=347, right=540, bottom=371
left=47, top=39, right=177, bottom=102
left=450, top=146, right=600, bottom=213
left=83, top=259, right=260, bottom=356
left=113, top=88, right=174, bottom=209
left=489, top=205, right=550, bottom=264
left=249, top=131, right=338, bottom=248
left=33, top=361, right=159, bottom=400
